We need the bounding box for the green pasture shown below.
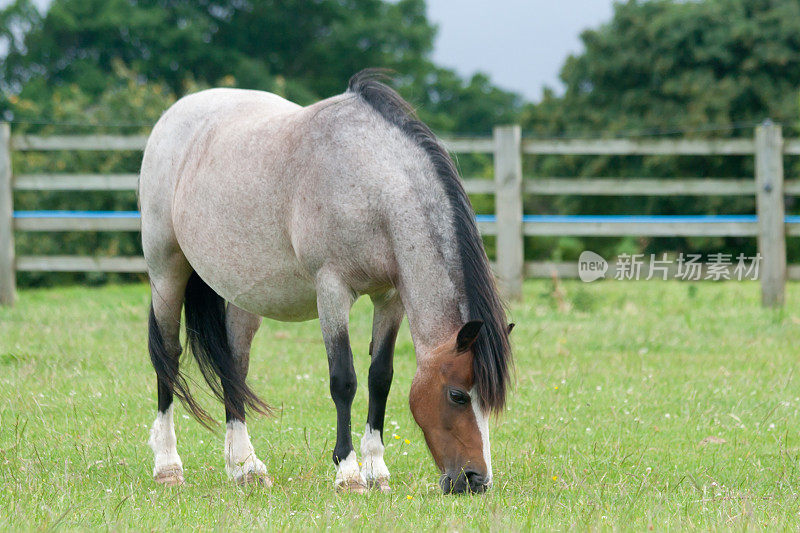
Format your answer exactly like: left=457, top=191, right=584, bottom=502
left=1, top=280, right=800, bottom=530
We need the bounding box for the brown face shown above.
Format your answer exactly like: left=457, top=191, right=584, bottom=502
left=409, top=321, right=492, bottom=494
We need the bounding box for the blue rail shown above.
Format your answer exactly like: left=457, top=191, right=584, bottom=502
left=11, top=211, right=800, bottom=224
left=478, top=214, right=800, bottom=224
left=13, top=210, right=141, bottom=218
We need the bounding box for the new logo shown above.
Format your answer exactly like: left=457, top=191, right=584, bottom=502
left=578, top=251, right=608, bottom=282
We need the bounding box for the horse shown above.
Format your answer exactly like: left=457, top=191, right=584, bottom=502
left=139, top=70, right=513, bottom=494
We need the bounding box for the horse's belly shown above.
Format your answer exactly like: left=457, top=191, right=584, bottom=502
left=228, top=274, right=319, bottom=322
left=195, top=255, right=319, bottom=322
left=174, top=216, right=319, bottom=322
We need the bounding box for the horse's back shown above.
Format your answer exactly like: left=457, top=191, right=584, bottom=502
left=139, top=88, right=428, bottom=321
left=139, top=88, right=313, bottom=316
left=140, top=88, right=300, bottom=220
left=140, top=88, right=300, bottom=187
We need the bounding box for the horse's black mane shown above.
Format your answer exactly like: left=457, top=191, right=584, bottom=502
left=347, top=69, right=512, bottom=413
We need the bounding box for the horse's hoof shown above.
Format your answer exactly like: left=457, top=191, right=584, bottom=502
left=154, top=465, right=184, bottom=487
left=235, top=471, right=273, bottom=487
left=336, top=479, right=368, bottom=494
left=228, top=456, right=272, bottom=487
left=367, top=478, right=391, bottom=493
left=372, top=480, right=392, bottom=493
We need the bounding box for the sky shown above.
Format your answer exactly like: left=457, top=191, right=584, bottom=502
left=425, top=0, right=618, bottom=101
left=1, top=0, right=619, bottom=103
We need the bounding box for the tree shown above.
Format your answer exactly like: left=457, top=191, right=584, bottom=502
left=524, top=0, right=800, bottom=137
left=0, top=0, right=522, bottom=286
left=520, top=0, right=800, bottom=262
left=1, top=0, right=521, bottom=135
left=5, top=62, right=176, bottom=287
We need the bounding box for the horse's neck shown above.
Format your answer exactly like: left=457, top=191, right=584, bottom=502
left=390, top=221, right=466, bottom=353
left=396, top=271, right=463, bottom=353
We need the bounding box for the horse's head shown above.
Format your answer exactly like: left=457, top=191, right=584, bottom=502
left=409, top=320, right=513, bottom=494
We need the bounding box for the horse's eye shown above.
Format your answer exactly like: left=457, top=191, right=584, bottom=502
left=448, top=389, right=470, bottom=405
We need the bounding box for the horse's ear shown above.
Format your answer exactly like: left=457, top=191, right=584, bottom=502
left=456, top=320, right=483, bottom=352
left=507, top=323, right=515, bottom=334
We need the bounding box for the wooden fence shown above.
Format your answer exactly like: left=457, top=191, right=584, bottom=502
left=0, top=122, right=797, bottom=308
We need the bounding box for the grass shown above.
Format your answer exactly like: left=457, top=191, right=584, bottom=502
left=1, top=279, right=800, bottom=530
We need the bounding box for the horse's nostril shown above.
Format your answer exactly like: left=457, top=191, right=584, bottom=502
left=441, top=472, right=469, bottom=494
left=465, top=470, right=482, bottom=481
left=441, top=470, right=489, bottom=494
left=465, top=471, right=488, bottom=492
left=439, top=473, right=457, bottom=494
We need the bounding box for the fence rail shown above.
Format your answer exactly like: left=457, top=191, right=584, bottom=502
left=1, top=122, right=797, bottom=307
left=13, top=173, right=140, bottom=191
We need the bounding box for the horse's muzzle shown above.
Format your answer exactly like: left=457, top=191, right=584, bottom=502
left=440, top=470, right=490, bottom=494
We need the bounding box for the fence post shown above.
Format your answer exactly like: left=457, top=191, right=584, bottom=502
left=493, top=125, right=523, bottom=301
left=755, top=121, right=785, bottom=308
left=0, top=123, right=14, bottom=306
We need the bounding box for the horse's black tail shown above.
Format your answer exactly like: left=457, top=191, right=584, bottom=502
left=179, top=272, right=271, bottom=425
left=149, top=303, right=215, bottom=428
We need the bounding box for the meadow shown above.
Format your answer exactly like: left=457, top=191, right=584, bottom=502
left=1, top=279, right=800, bottom=530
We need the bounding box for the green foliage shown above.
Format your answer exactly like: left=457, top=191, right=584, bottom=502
left=5, top=61, right=176, bottom=133
left=5, top=0, right=800, bottom=277
left=521, top=0, right=800, bottom=262
left=0, top=0, right=521, bottom=134
left=413, top=70, right=522, bottom=134
left=524, top=0, right=800, bottom=136
left=0, top=0, right=522, bottom=287
left=6, top=62, right=178, bottom=287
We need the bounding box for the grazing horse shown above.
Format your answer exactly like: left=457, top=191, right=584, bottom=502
left=139, top=70, right=513, bottom=494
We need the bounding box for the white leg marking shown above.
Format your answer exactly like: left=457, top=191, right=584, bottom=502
left=360, top=424, right=391, bottom=491
left=470, top=388, right=493, bottom=486
left=148, top=406, right=184, bottom=485
left=225, top=420, right=271, bottom=486
left=335, top=450, right=367, bottom=492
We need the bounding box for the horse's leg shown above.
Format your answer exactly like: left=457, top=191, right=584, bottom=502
left=147, top=257, right=191, bottom=486
left=360, top=292, right=404, bottom=493
left=223, top=304, right=271, bottom=486
left=316, top=271, right=366, bottom=493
